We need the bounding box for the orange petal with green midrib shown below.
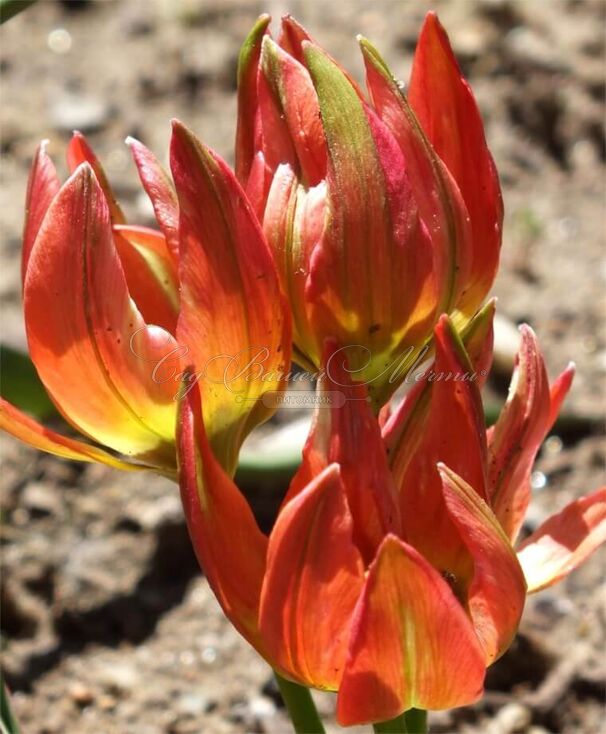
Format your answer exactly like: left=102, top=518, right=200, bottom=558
left=337, top=535, right=485, bottom=725
left=439, top=465, right=526, bottom=663
left=170, top=120, right=291, bottom=475
left=24, top=164, right=178, bottom=461
left=177, top=378, right=268, bottom=652
left=284, top=340, right=400, bottom=564
left=260, top=36, right=327, bottom=186
left=303, top=42, right=433, bottom=407
left=259, top=464, right=364, bottom=689
left=360, top=37, right=472, bottom=321
left=390, top=316, right=488, bottom=581
left=383, top=300, right=495, bottom=473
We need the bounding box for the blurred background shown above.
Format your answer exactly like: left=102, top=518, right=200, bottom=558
left=0, top=1, right=604, bottom=732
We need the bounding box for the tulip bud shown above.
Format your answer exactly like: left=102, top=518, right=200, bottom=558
left=236, top=14, right=503, bottom=409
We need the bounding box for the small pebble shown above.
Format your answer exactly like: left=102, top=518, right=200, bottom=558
left=47, top=28, right=72, bottom=55
left=97, top=661, right=139, bottom=692
left=494, top=702, right=532, bottom=733
left=22, top=482, right=63, bottom=517
left=250, top=696, right=276, bottom=719
left=68, top=682, right=94, bottom=707
left=176, top=692, right=209, bottom=717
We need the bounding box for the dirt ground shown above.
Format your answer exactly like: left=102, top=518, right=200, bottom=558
left=0, top=0, right=605, bottom=733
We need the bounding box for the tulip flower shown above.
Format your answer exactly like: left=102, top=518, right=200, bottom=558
left=178, top=300, right=605, bottom=726
left=235, top=12, right=503, bottom=408
left=2, top=123, right=291, bottom=477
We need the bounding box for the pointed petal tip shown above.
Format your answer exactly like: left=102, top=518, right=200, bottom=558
left=422, top=10, right=442, bottom=32
left=67, top=159, right=94, bottom=183
left=260, top=32, right=278, bottom=57
left=436, top=460, right=451, bottom=478
left=518, top=323, right=536, bottom=337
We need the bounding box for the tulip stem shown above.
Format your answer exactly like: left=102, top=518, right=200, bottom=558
left=405, top=708, right=428, bottom=733
left=373, top=708, right=427, bottom=734
left=274, top=672, right=325, bottom=733
left=373, top=712, right=408, bottom=733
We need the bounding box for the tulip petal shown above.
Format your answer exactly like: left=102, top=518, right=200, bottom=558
left=22, top=140, right=60, bottom=281
left=278, top=14, right=312, bottom=64
left=235, top=14, right=271, bottom=184
left=337, top=535, right=485, bottom=725
left=170, top=120, right=291, bottom=474
left=280, top=15, right=365, bottom=96
left=517, top=487, right=606, bottom=593
left=0, top=399, right=157, bottom=473
left=409, top=12, right=503, bottom=315
left=126, top=137, right=180, bottom=260
left=24, top=164, right=178, bottom=462
left=260, top=37, right=327, bottom=186
left=439, top=465, right=526, bottom=663
left=457, top=298, right=496, bottom=389
left=177, top=378, right=268, bottom=650
left=259, top=464, right=364, bottom=689
left=488, top=326, right=554, bottom=541
left=263, top=163, right=328, bottom=362
left=255, top=68, right=299, bottom=179
left=388, top=316, right=488, bottom=580
left=303, top=41, right=433, bottom=406
left=547, top=362, right=575, bottom=430
left=361, top=37, right=473, bottom=318
left=284, top=341, right=400, bottom=563
left=67, top=131, right=126, bottom=224
left=112, top=224, right=179, bottom=333
left=383, top=299, right=495, bottom=463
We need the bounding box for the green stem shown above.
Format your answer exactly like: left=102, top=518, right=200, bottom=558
left=274, top=672, right=325, bottom=734
left=404, top=708, right=427, bottom=734
left=373, top=708, right=427, bottom=734
left=373, top=711, right=408, bottom=733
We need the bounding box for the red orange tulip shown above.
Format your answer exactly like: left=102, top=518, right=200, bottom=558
left=2, top=124, right=291, bottom=477
left=179, top=307, right=605, bottom=724
left=235, top=12, right=503, bottom=408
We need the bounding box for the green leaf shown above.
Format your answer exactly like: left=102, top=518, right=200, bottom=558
left=0, top=675, right=20, bottom=734
left=0, top=345, right=56, bottom=419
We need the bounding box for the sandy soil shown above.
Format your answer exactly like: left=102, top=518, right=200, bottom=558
left=0, top=1, right=604, bottom=733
